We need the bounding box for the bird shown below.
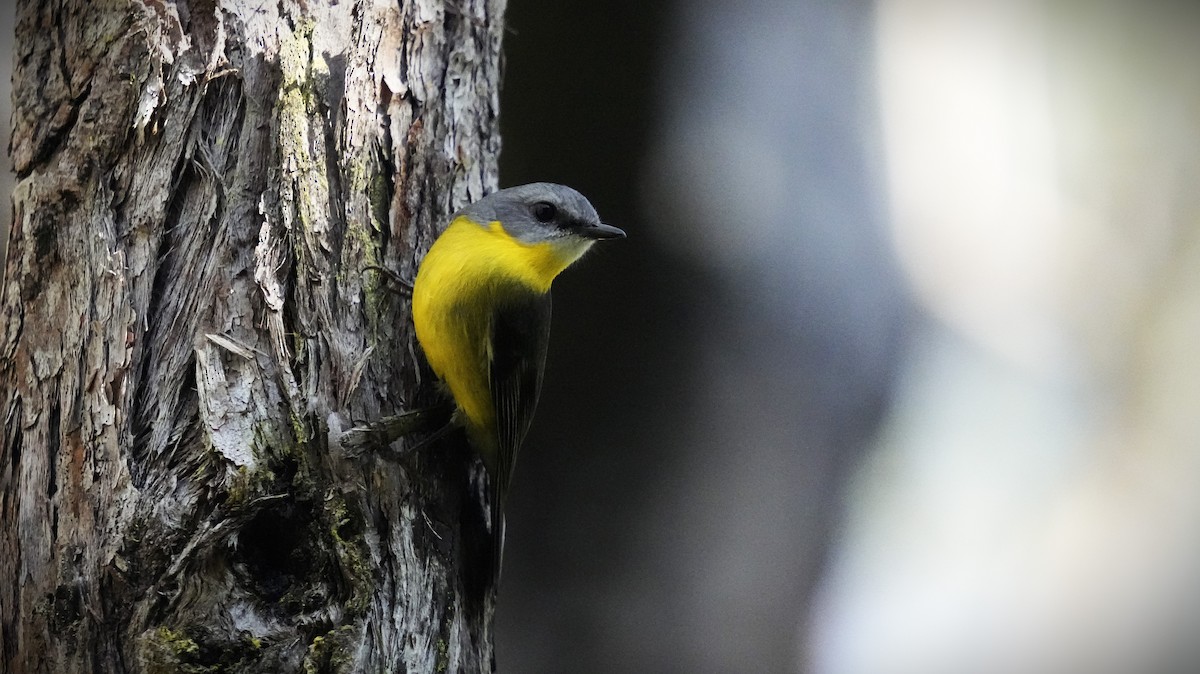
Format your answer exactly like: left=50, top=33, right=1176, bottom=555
left=411, top=182, right=625, bottom=579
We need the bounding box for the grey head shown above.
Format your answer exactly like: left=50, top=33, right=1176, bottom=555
left=456, top=182, right=626, bottom=245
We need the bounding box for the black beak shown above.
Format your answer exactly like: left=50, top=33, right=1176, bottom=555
left=580, top=222, right=627, bottom=240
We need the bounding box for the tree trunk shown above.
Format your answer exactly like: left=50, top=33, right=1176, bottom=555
left=1, top=0, right=505, bottom=671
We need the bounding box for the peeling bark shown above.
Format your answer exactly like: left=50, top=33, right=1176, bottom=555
left=1, top=0, right=505, bottom=671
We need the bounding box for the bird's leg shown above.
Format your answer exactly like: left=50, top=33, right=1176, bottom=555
left=338, top=401, right=455, bottom=460
left=363, top=265, right=413, bottom=297
left=396, top=417, right=458, bottom=456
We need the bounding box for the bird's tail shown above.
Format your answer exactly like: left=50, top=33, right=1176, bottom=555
left=491, top=484, right=506, bottom=585
left=463, top=458, right=503, bottom=602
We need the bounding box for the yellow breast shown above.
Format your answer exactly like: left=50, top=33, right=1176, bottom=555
left=411, top=216, right=586, bottom=455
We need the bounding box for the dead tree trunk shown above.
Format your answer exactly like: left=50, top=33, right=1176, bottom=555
left=1, top=0, right=505, bottom=671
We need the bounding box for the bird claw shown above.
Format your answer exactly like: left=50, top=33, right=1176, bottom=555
left=363, top=265, right=414, bottom=297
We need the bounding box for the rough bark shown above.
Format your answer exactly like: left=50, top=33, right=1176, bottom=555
left=1, top=0, right=505, bottom=671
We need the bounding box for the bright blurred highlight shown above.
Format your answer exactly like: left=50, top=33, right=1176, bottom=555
left=811, top=2, right=1200, bottom=673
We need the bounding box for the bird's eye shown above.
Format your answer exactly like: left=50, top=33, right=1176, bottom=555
left=532, top=202, right=557, bottom=223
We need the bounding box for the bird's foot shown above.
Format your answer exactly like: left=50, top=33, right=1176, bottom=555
left=337, top=402, right=454, bottom=460
left=363, top=265, right=414, bottom=297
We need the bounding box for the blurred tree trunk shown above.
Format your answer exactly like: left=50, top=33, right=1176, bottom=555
left=0, top=0, right=504, bottom=672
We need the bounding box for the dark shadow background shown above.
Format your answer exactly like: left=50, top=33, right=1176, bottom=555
left=495, top=1, right=905, bottom=671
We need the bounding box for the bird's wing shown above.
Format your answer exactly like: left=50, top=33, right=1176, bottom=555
left=487, top=288, right=552, bottom=570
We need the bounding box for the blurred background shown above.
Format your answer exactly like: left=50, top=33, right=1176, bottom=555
left=499, top=1, right=1200, bottom=673
left=7, top=1, right=1200, bottom=672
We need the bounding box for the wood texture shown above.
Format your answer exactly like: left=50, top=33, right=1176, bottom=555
left=1, top=0, right=505, bottom=671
